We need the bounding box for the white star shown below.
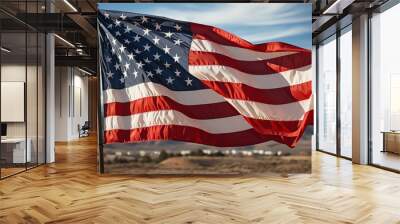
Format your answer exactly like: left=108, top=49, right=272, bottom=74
left=143, top=44, right=151, bottom=51
left=111, top=48, right=116, bottom=54
left=106, top=71, right=114, bottom=78
left=122, top=70, right=128, bottom=77
left=185, top=77, right=193, bottom=86
left=164, top=31, right=173, bottom=38
left=133, top=34, right=140, bottom=42
left=153, top=52, right=161, bottom=61
left=166, top=77, right=175, bottom=84
left=143, top=28, right=150, bottom=36
left=114, top=63, right=120, bottom=71
left=117, top=54, right=122, bottom=61
left=133, top=21, right=140, bottom=26
left=124, top=25, right=132, bottom=33
left=174, top=69, right=181, bottom=77
left=154, top=23, right=162, bottom=30
left=155, top=67, right=163, bottom=75
left=107, top=24, right=113, bottom=29
left=164, top=61, right=171, bottom=68
left=144, top=58, right=151, bottom=64
left=174, top=39, right=182, bottom=45
left=124, top=62, right=130, bottom=70
left=127, top=53, right=134, bottom=60
left=104, top=12, right=110, bottom=18
left=173, top=54, right=180, bottom=63
left=141, top=16, right=148, bottom=23
left=146, top=71, right=154, bottom=78
left=133, top=70, right=138, bottom=78
left=115, top=19, right=121, bottom=26
left=174, top=24, right=182, bottom=31
left=119, top=45, right=126, bottom=53
left=163, top=45, right=171, bottom=54
left=124, top=39, right=131, bottom=44
left=115, top=31, right=121, bottom=36
left=120, top=77, right=125, bottom=83
left=152, top=36, right=160, bottom=45
left=105, top=56, right=112, bottom=63
left=136, top=61, right=144, bottom=69
left=120, top=13, right=127, bottom=20
left=112, top=38, right=117, bottom=45
left=134, top=48, right=141, bottom=54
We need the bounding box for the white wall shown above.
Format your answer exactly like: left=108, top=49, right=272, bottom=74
left=55, top=67, right=89, bottom=141
left=1, top=65, right=42, bottom=137
left=1, top=63, right=46, bottom=164
left=55, top=66, right=69, bottom=141
left=72, top=73, right=89, bottom=138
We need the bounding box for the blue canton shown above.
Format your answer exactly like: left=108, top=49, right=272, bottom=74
left=98, top=10, right=205, bottom=91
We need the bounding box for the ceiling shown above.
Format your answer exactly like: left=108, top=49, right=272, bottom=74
left=0, top=0, right=389, bottom=74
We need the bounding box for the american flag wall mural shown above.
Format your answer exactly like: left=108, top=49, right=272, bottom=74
left=98, top=10, right=313, bottom=150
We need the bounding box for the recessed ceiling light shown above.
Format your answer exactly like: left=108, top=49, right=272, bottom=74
left=78, top=67, right=93, bottom=76
left=1, top=47, right=11, bottom=53
left=323, top=0, right=354, bottom=15
left=63, top=0, right=78, bottom=12
left=54, top=34, right=75, bottom=48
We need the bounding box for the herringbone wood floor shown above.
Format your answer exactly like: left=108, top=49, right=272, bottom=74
left=1, top=136, right=400, bottom=224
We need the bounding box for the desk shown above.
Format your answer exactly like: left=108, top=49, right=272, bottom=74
left=382, top=131, right=400, bottom=154
left=1, top=138, right=31, bottom=163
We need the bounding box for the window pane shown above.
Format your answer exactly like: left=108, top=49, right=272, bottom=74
left=27, top=31, right=38, bottom=169
left=1, top=31, right=27, bottom=177
left=317, top=36, right=337, bottom=154
left=340, top=28, right=352, bottom=158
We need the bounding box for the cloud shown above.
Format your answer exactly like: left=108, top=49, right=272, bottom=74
left=145, top=3, right=310, bottom=27
left=241, top=26, right=311, bottom=43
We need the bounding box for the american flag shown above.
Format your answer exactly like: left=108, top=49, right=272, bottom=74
left=98, top=10, right=313, bottom=148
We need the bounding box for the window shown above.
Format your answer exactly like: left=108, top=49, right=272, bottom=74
left=370, top=3, right=400, bottom=171
left=317, top=35, right=337, bottom=154
left=0, top=1, right=47, bottom=179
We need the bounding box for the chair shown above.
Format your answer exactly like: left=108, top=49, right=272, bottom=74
left=79, top=121, right=90, bottom=138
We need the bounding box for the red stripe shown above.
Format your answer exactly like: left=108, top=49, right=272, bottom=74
left=188, top=51, right=311, bottom=75
left=201, top=80, right=312, bottom=105
left=244, top=110, right=313, bottom=139
left=104, top=96, right=313, bottom=144
left=104, top=123, right=311, bottom=148
left=104, top=96, right=238, bottom=119
left=190, top=23, right=310, bottom=53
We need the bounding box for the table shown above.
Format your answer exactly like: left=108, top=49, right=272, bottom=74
left=381, top=131, right=400, bottom=154
left=1, top=138, right=31, bottom=164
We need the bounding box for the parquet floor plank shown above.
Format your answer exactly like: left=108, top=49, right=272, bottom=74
left=0, top=136, right=400, bottom=223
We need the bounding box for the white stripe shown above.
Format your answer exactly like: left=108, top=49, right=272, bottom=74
left=104, top=82, right=313, bottom=121
left=189, top=65, right=312, bottom=89
left=190, top=39, right=296, bottom=61
left=227, top=98, right=313, bottom=121
left=104, top=82, right=225, bottom=105
left=104, top=110, right=252, bottom=134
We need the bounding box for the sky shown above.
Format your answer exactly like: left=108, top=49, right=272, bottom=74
left=98, top=3, right=311, bottom=49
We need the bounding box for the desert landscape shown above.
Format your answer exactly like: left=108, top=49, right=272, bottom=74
left=104, top=127, right=313, bottom=175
